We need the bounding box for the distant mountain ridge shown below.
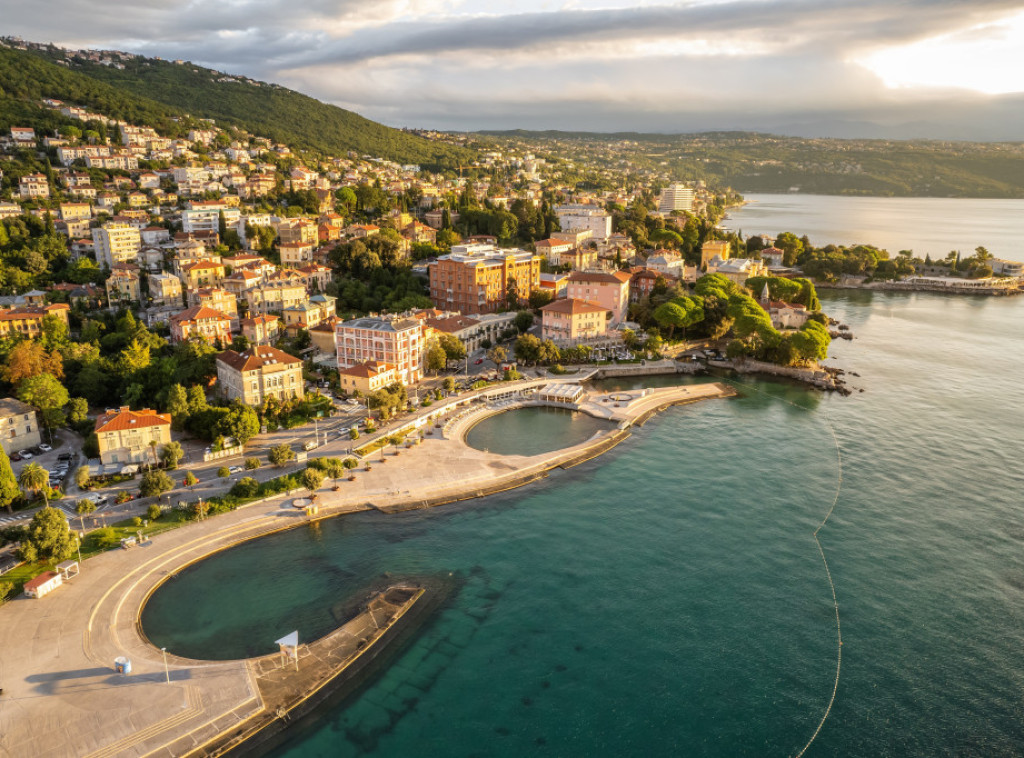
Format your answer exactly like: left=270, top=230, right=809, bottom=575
left=479, top=129, right=1024, bottom=198
left=0, top=41, right=475, bottom=169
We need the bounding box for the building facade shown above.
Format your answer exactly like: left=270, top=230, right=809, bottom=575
left=216, top=346, right=305, bottom=405
left=565, top=270, right=631, bottom=326
left=540, top=299, right=611, bottom=344
left=428, top=244, right=542, bottom=315
left=335, top=316, right=425, bottom=386
left=92, top=224, right=141, bottom=269
left=0, top=398, right=41, bottom=454
left=94, top=406, right=172, bottom=466
left=169, top=306, right=233, bottom=344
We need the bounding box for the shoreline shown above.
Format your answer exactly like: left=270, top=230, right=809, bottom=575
left=0, top=381, right=734, bottom=758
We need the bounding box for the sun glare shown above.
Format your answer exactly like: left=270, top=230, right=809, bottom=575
left=861, top=12, right=1024, bottom=95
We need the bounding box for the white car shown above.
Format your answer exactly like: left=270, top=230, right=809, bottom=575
left=18, top=450, right=32, bottom=459
left=38, top=443, right=52, bottom=453
left=229, top=465, right=243, bottom=474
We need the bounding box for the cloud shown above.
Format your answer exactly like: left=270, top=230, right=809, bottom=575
left=5, top=0, right=1024, bottom=139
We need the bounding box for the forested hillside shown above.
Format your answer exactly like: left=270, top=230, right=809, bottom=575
left=0, top=44, right=474, bottom=169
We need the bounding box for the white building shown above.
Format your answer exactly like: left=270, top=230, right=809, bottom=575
left=658, top=183, right=695, bottom=213
left=92, top=224, right=141, bottom=269
left=181, top=202, right=241, bottom=234
left=554, top=204, right=612, bottom=240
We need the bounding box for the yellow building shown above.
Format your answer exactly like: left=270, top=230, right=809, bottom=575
left=337, top=361, right=397, bottom=396
left=105, top=265, right=141, bottom=305
left=240, top=315, right=281, bottom=346
left=179, top=259, right=226, bottom=290
left=94, top=406, right=172, bottom=466
left=701, top=240, right=731, bottom=269
left=0, top=303, right=70, bottom=339
left=216, top=346, right=305, bottom=406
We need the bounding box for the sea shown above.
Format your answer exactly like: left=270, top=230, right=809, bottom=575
left=726, top=194, right=1024, bottom=263
left=140, top=197, right=1024, bottom=757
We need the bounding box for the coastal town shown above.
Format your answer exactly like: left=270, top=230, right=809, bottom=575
left=0, top=7, right=1021, bottom=755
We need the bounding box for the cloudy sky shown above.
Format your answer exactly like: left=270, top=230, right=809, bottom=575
left=6, top=0, right=1024, bottom=139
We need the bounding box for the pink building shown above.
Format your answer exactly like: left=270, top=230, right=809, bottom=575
left=169, top=305, right=233, bottom=345
left=565, top=270, right=631, bottom=326
left=335, top=316, right=424, bottom=386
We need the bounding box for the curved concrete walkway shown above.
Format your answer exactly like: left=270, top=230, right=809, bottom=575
left=0, top=382, right=733, bottom=758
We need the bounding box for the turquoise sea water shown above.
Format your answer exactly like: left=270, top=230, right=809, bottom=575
left=142, top=291, right=1024, bottom=756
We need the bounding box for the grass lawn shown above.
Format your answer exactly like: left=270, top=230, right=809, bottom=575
left=79, top=510, right=192, bottom=560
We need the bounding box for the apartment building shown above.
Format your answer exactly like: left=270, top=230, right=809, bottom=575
left=0, top=303, right=71, bottom=339
left=428, top=244, right=542, bottom=315
left=657, top=183, right=695, bottom=213
left=540, top=299, right=611, bottom=344
left=181, top=201, right=241, bottom=234
left=92, top=223, right=141, bottom=269
left=240, top=315, right=281, bottom=346
left=335, top=316, right=425, bottom=386
left=149, top=272, right=183, bottom=306
left=565, top=270, right=631, bottom=325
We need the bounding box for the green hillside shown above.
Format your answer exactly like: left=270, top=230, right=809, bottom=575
left=0, top=43, right=474, bottom=169
left=481, top=130, right=1024, bottom=198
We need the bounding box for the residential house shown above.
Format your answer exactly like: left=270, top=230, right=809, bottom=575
left=240, top=315, right=281, bottom=346
left=106, top=265, right=141, bottom=305
left=19, top=174, right=50, bottom=199
left=701, top=240, right=731, bottom=269
left=0, top=303, right=71, bottom=338
left=279, top=242, right=315, bottom=267
left=188, top=287, right=238, bottom=327
left=216, top=346, right=304, bottom=405
left=179, top=259, right=226, bottom=290
left=282, top=294, right=336, bottom=336
left=706, top=256, right=766, bottom=285
left=149, top=272, right=183, bottom=306
left=169, top=306, right=232, bottom=345
left=94, top=406, right=172, bottom=466
left=337, top=361, right=398, bottom=396
left=0, top=397, right=41, bottom=454
left=535, top=238, right=574, bottom=266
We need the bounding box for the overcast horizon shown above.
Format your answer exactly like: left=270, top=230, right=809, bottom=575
left=6, top=1, right=1024, bottom=141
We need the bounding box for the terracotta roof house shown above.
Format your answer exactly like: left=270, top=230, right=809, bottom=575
left=94, top=406, right=172, bottom=466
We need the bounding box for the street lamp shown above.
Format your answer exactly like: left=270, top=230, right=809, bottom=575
left=161, top=647, right=170, bottom=683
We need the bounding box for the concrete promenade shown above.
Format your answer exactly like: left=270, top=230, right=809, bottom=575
left=0, top=381, right=733, bottom=758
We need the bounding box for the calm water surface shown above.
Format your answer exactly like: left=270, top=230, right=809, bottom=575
left=143, top=291, right=1024, bottom=757
left=728, top=194, right=1024, bottom=262
left=464, top=406, right=615, bottom=456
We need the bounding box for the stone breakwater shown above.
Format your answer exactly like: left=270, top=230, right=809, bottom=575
left=0, top=382, right=734, bottom=758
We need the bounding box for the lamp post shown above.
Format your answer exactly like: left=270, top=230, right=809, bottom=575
left=161, top=647, right=170, bottom=683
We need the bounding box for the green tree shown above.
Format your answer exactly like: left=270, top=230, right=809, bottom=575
left=147, top=503, right=162, bottom=521
left=67, top=397, right=89, bottom=425
left=217, top=466, right=230, bottom=478
left=75, top=499, right=96, bottom=531
left=528, top=289, right=554, bottom=309
left=75, top=465, right=92, bottom=490
left=166, top=383, right=189, bottom=430
left=0, top=447, right=20, bottom=514
left=184, top=471, right=198, bottom=490
left=652, top=302, right=688, bottom=340
left=161, top=441, right=184, bottom=469
left=301, top=467, right=325, bottom=494
left=438, top=333, right=467, bottom=366
left=487, top=345, right=508, bottom=366
left=269, top=444, right=295, bottom=467
left=19, top=463, right=50, bottom=507
left=443, top=377, right=456, bottom=392
left=17, top=373, right=69, bottom=437
left=2, top=341, right=64, bottom=387
left=20, top=506, right=76, bottom=562
left=425, top=341, right=447, bottom=374
left=244, top=457, right=261, bottom=470
left=514, top=310, right=534, bottom=334
left=218, top=404, right=260, bottom=445
left=505, top=276, right=520, bottom=310
left=140, top=470, right=174, bottom=497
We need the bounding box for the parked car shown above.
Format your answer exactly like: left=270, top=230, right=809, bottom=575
left=38, top=443, right=52, bottom=453
left=229, top=465, right=243, bottom=474
left=57, top=453, right=73, bottom=461
left=18, top=450, right=32, bottom=459
left=10, top=453, right=22, bottom=462
left=474, top=358, right=484, bottom=364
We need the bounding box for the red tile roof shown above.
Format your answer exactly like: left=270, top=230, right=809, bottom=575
left=541, top=298, right=609, bottom=315
left=216, top=346, right=301, bottom=372
left=95, top=406, right=171, bottom=433
left=170, top=306, right=230, bottom=324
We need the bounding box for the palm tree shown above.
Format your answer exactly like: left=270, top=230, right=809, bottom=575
left=19, top=463, right=50, bottom=507
left=148, top=440, right=159, bottom=469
